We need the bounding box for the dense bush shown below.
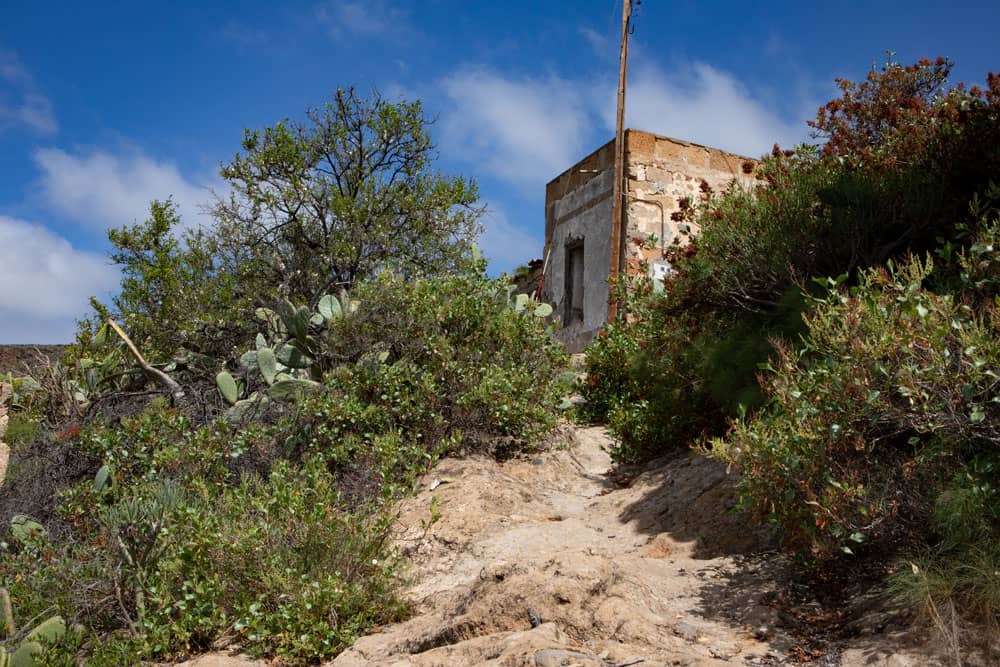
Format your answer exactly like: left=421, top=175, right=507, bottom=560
left=582, top=57, right=1000, bottom=463
left=318, top=270, right=568, bottom=453
left=580, top=273, right=805, bottom=462
left=1, top=435, right=405, bottom=665
left=0, top=266, right=566, bottom=665
left=579, top=58, right=1000, bottom=642
left=712, top=254, right=1000, bottom=555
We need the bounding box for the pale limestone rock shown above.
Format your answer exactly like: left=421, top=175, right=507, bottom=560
left=0, top=382, right=10, bottom=488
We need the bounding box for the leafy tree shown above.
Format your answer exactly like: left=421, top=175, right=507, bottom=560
left=102, top=199, right=252, bottom=358
left=211, top=87, right=483, bottom=304
left=809, top=55, right=953, bottom=166
left=95, top=89, right=484, bottom=359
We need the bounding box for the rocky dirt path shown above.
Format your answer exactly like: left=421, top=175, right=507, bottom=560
left=187, top=424, right=945, bottom=667
left=331, top=424, right=768, bottom=666
left=327, top=426, right=936, bottom=667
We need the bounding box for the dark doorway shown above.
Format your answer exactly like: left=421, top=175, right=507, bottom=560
left=565, top=241, right=584, bottom=323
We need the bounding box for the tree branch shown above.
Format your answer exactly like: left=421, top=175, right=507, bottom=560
left=106, top=318, right=185, bottom=405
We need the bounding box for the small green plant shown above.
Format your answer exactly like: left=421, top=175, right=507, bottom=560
left=215, top=292, right=357, bottom=417
left=0, top=587, right=67, bottom=667
left=420, top=494, right=443, bottom=538
left=98, top=481, right=185, bottom=632
left=0, top=418, right=39, bottom=447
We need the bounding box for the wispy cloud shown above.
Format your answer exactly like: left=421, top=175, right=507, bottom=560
left=479, top=205, right=543, bottom=270
left=33, top=147, right=217, bottom=231
left=0, top=49, right=57, bottom=135
left=219, top=21, right=271, bottom=49
left=0, top=216, right=119, bottom=342
left=438, top=59, right=812, bottom=194
left=607, top=62, right=812, bottom=157
left=578, top=25, right=610, bottom=56
left=438, top=67, right=594, bottom=190
left=315, top=0, right=415, bottom=40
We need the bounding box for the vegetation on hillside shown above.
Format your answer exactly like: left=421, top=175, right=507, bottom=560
left=98, top=87, right=483, bottom=361
left=6, top=54, right=1000, bottom=664
left=580, top=57, right=1000, bottom=651
left=0, top=89, right=565, bottom=666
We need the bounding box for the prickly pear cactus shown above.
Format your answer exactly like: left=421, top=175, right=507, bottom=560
left=0, top=587, right=66, bottom=667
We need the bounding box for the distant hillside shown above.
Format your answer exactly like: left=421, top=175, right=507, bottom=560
left=0, top=345, right=66, bottom=376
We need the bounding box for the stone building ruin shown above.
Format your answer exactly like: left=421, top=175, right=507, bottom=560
left=540, top=129, right=756, bottom=351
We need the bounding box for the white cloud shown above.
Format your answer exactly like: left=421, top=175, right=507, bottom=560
left=438, top=60, right=811, bottom=192
left=316, top=0, right=413, bottom=39
left=609, top=62, right=810, bottom=158
left=0, top=216, right=119, bottom=343
left=0, top=50, right=56, bottom=135
left=479, top=205, right=543, bottom=272
left=439, top=67, right=594, bottom=190
left=33, top=147, right=215, bottom=231
left=578, top=26, right=610, bottom=55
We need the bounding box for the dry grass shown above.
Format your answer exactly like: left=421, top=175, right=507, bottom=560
left=0, top=345, right=65, bottom=376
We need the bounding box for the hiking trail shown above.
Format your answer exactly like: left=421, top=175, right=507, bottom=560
left=185, top=424, right=949, bottom=667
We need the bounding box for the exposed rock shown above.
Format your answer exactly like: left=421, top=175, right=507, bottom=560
left=330, top=426, right=777, bottom=666
left=0, top=381, right=10, bottom=488
left=173, top=653, right=265, bottom=667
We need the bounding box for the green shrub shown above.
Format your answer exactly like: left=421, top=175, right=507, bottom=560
left=576, top=277, right=647, bottom=427
left=886, top=467, right=1000, bottom=655
left=128, top=457, right=406, bottom=664
left=582, top=59, right=1000, bottom=464
left=319, top=270, right=569, bottom=456
left=0, top=266, right=566, bottom=665
left=1, top=440, right=405, bottom=665
left=2, top=417, right=39, bottom=446
left=711, top=255, right=1000, bottom=557
left=579, top=274, right=806, bottom=463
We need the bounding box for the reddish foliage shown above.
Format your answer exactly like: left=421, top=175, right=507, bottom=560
left=808, top=56, right=1000, bottom=175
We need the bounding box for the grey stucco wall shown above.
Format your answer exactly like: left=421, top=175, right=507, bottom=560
left=543, top=169, right=613, bottom=352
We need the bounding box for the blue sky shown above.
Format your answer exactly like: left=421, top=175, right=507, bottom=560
left=1, top=1, right=997, bottom=342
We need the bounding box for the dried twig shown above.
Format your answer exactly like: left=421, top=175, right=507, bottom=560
left=106, top=319, right=185, bottom=405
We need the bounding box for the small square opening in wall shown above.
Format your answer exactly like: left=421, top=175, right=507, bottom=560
left=565, top=242, right=585, bottom=323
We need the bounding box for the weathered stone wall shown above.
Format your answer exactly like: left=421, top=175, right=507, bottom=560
left=622, top=130, right=756, bottom=268
left=542, top=138, right=616, bottom=352
left=541, top=130, right=757, bottom=351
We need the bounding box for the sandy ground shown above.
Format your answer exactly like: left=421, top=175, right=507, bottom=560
left=321, top=426, right=949, bottom=667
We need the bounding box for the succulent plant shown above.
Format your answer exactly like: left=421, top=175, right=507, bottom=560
left=9, top=515, right=46, bottom=546
left=0, top=587, right=66, bottom=667
left=2, top=375, right=42, bottom=413
left=267, top=377, right=321, bottom=401
left=218, top=291, right=356, bottom=414
left=257, top=348, right=278, bottom=385
left=506, top=287, right=554, bottom=319
left=93, top=464, right=115, bottom=496
left=216, top=371, right=240, bottom=405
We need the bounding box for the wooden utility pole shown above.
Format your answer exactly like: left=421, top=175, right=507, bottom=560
left=607, top=0, right=632, bottom=321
